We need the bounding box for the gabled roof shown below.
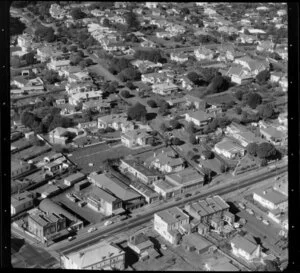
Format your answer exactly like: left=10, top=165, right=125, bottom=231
left=230, top=234, right=259, bottom=255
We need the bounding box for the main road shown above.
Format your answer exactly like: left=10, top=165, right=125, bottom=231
left=52, top=164, right=287, bottom=255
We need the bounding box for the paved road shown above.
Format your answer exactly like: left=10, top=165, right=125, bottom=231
left=51, top=164, right=287, bottom=255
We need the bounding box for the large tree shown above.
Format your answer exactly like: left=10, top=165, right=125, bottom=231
left=257, top=103, right=275, bottom=120
left=125, top=10, right=140, bottom=31
left=70, top=8, right=86, bottom=20
left=256, top=142, right=277, bottom=159
left=246, top=142, right=259, bottom=156
left=256, top=69, right=271, bottom=84
left=244, top=92, right=263, bottom=109
left=207, top=75, right=230, bottom=94
left=127, top=102, right=147, bottom=121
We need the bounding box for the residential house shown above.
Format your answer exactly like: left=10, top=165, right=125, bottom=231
left=225, top=123, right=260, bottom=147
left=102, top=41, right=126, bottom=52
left=64, top=172, right=86, bottom=186
left=152, top=8, right=161, bottom=17
left=185, top=110, right=212, bottom=127
left=226, top=65, right=253, bottom=85
left=184, top=94, right=206, bottom=110
left=260, top=125, right=286, bottom=145
left=270, top=71, right=285, bottom=83
left=11, top=160, right=32, bottom=179
left=82, top=100, right=111, bottom=113
left=17, top=33, right=33, bottom=52
left=27, top=208, right=66, bottom=243
left=165, top=24, right=186, bottom=35
left=145, top=148, right=185, bottom=174
left=178, top=76, right=194, bottom=91
left=204, top=7, right=217, bottom=16
left=55, top=98, right=66, bottom=105
left=120, top=120, right=136, bottom=133
left=170, top=52, right=189, bottom=63
left=66, top=82, right=97, bottom=95
left=86, top=186, right=124, bottom=216
left=121, top=129, right=154, bottom=148
left=48, top=127, right=74, bottom=145
left=154, top=207, right=189, bottom=245
left=98, top=113, right=127, bottom=130
left=156, top=31, right=175, bottom=39
left=230, top=235, right=261, bottom=262
left=214, top=137, right=245, bottom=159
left=58, top=104, right=77, bottom=116
left=253, top=187, right=288, bottom=211
left=36, top=46, right=61, bottom=62
left=226, top=50, right=246, bottom=62
left=256, top=40, right=275, bottom=52
left=90, top=9, right=105, bottom=17
left=120, top=157, right=160, bottom=185
left=61, top=241, right=125, bottom=270
left=234, top=56, right=268, bottom=76
left=141, top=72, right=173, bottom=85
left=236, top=33, right=257, bottom=44
left=69, top=90, right=103, bottom=106
left=128, top=232, right=159, bottom=260
left=47, top=59, right=71, bottom=72
left=49, top=3, right=67, bottom=20
left=277, top=9, right=287, bottom=16
left=140, top=39, right=157, bottom=48
left=152, top=82, right=178, bottom=96
left=88, top=173, right=145, bottom=211
left=194, top=47, right=215, bottom=61
left=11, top=191, right=35, bottom=216
left=278, top=112, right=287, bottom=127
left=145, top=2, right=158, bottom=9
left=167, top=97, right=188, bottom=108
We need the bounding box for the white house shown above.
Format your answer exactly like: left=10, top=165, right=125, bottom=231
left=154, top=207, right=189, bottom=245
left=214, top=138, right=245, bottom=159
left=185, top=110, right=212, bottom=127
left=230, top=235, right=261, bottom=262
left=69, top=90, right=103, bottom=106
left=152, top=82, right=178, bottom=96
left=194, top=47, right=214, bottom=61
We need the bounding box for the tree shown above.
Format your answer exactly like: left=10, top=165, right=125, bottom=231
left=103, top=18, right=111, bottom=27
left=257, top=103, right=274, bottom=119
left=189, top=134, right=197, bottom=145
left=246, top=143, right=259, bottom=156
left=62, top=46, right=68, bottom=53
left=127, top=102, right=147, bottom=121
left=235, top=106, right=242, bottom=115
left=70, top=54, right=83, bottom=66
left=70, top=8, right=86, bottom=20
left=70, top=45, right=78, bottom=52
left=235, top=90, right=244, bottom=101
left=180, top=7, right=190, bottom=15
left=245, top=92, right=263, bottom=109
left=23, top=52, right=35, bottom=65
left=187, top=71, right=200, bottom=85
left=207, top=75, right=230, bottom=94
left=256, top=142, right=277, bottom=159
left=147, top=100, right=157, bottom=108
left=220, top=164, right=228, bottom=173
left=171, top=137, right=183, bottom=145
left=120, top=90, right=131, bottom=98
left=157, top=100, right=170, bottom=115
left=119, top=67, right=141, bottom=81
left=42, top=70, right=60, bottom=85
left=186, top=122, right=195, bottom=134
left=160, top=123, right=168, bottom=132
left=35, top=26, right=55, bottom=42
left=125, top=10, right=140, bottom=31
left=256, top=69, right=270, bottom=84
left=126, top=81, right=136, bottom=90
left=21, top=111, right=36, bottom=128
left=169, top=119, right=181, bottom=130
left=202, top=150, right=214, bottom=159
left=10, top=16, right=26, bottom=36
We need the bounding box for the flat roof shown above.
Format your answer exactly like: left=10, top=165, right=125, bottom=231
left=230, top=234, right=258, bottom=255
left=64, top=241, right=124, bottom=268
left=253, top=187, right=287, bottom=205
left=65, top=172, right=86, bottom=183
left=89, top=186, right=118, bottom=204
left=156, top=207, right=189, bottom=225
left=166, top=168, right=204, bottom=186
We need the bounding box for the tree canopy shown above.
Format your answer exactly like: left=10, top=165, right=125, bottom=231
left=70, top=8, right=86, bottom=20
left=134, top=49, right=166, bottom=63
left=35, top=26, right=56, bottom=43
left=244, top=92, right=263, bottom=109
left=257, top=103, right=275, bottom=120
left=127, top=102, right=147, bottom=121
left=125, top=10, right=140, bottom=31
left=246, top=142, right=259, bottom=156
left=206, top=75, right=230, bottom=94
left=256, top=69, right=271, bottom=84
left=256, top=142, right=277, bottom=159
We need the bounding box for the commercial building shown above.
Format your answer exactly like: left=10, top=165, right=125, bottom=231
left=154, top=207, right=189, bottom=245
left=119, top=157, right=160, bottom=185
left=61, top=241, right=125, bottom=270
left=11, top=191, right=35, bottom=216
left=88, top=173, right=145, bottom=211
left=27, top=208, right=67, bottom=243
left=214, top=138, right=245, bottom=159
left=64, top=172, right=86, bottom=186
left=86, top=186, right=124, bottom=216
left=39, top=198, right=83, bottom=230
left=184, top=196, right=234, bottom=230
left=253, top=187, right=288, bottom=211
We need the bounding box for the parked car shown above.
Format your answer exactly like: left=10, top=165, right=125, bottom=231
left=161, top=244, right=167, bottom=250
left=246, top=208, right=254, bottom=215
left=104, top=220, right=113, bottom=226
left=262, top=219, right=270, bottom=226
left=88, top=227, right=97, bottom=233
left=185, top=193, right=192, bottom=197
left=256, top=215, right=263, bottom=221
left=193, top=148, right=199, bottom=152
left=238, top=202, right=246, bottom=210
left=68, top=236, right=75, bottom=241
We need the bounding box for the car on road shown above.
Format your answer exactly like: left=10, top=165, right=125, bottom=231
left=104, top=220, right=113, bottom=226
left=68, top=236, right=75, bottom=241
left=238, top=202, right=246, bottom=210
left=88, top=227, right=97, bottom=233
left=185, top=193, right=192, bottom=197
left=256, top=215, right=263, bottom=221
left=262, top=219, right=270, bottom=226
left=246, top=208, right=254, bottom=215
left=161, top=244, right=167, bottom=250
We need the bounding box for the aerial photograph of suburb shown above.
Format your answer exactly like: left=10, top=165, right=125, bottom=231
left=10, top=1, right=288, bottom=271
